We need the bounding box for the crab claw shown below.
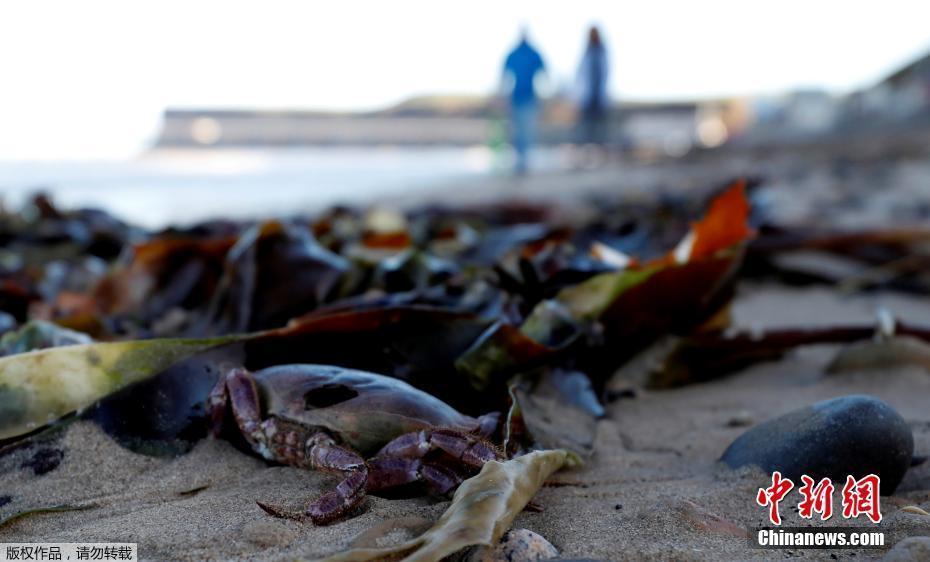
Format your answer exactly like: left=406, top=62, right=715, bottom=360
left=305, top=468, right=369, bottom=525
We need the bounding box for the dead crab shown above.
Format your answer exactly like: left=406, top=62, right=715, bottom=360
left=207, top=364, right=502, bottom=524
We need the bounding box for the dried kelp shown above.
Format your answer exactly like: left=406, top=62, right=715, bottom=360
left=746, top=225, right=930, bottom=293
left=607, top=318, right=930, bottom=389
left=0, top=181, right=760, bottom=459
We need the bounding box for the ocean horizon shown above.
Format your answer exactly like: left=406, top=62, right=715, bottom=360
left=0, top=146, right=567, bottom=229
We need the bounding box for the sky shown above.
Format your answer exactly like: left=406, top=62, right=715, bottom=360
left=0, top=0, right=928, bottom=159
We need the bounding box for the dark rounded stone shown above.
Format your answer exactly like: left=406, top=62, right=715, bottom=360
left=721, top=395, right=913, bottom=494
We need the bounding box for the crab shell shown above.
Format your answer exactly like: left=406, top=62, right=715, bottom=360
left=252, top=364, right=482, bottom=455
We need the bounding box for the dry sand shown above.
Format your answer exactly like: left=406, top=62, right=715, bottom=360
left=1, top=283, right=929, bottom=561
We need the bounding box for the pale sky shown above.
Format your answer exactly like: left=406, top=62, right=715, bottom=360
left=1, top=0, right=928, bottom=159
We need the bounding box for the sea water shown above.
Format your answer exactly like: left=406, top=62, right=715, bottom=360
left=0, top=146, right=538, bottom=229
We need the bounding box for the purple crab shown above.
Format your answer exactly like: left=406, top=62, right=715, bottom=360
left=207, top=364, right=502, bottom=524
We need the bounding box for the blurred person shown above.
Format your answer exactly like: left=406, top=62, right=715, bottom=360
left=576, top=25, right=610, bottom=147
left=502, top=30, right=546, bottom=174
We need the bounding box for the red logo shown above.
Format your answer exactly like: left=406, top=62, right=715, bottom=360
left=798, top=475, right=835, bottom=520
left=841, top=474, right=882, bottom=523
left=757, top=473, right=881, bottom=525
left=756, top=471, right=794, bottom=525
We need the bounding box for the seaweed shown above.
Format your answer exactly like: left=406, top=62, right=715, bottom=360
left=313, top=450, right=572, bottom=562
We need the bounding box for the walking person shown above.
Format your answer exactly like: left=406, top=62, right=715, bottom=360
left=502, top=30, right=546, bottom=174
left=576, top=25, right=609, bottom=147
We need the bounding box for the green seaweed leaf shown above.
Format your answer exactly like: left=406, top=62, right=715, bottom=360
left=314, top=449, right=571, bottom=562
left=0, top=337, right=231, bottom=441
left=553, top=266, right=657, bottom=320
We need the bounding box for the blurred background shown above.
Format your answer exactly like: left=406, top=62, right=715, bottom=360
left=1, top=0, right=929, bottom=227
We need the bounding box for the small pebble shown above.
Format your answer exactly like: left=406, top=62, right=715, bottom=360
left=828, top=336, right=930, bottom=374
left=468, top=529, right=558, bottom=562
left=725, top=411, right=754, bottom=427
left=241, top=519, right=298, bottom=547
left=882, top=536, right=930, bottom=561
left=721, top=395, right=914, bottom=493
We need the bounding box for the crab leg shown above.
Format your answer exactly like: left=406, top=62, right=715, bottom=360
left=365, top=428, right=501, bottom=498
left=221, top=367, right=268, bottom=453
left=419, top=461, right=466, bottom=496
left=253, top=430, right=371, bottom=525
left=366, top=457, right=466, bottom=497
left=365, top=457, right=421, bottom=490
left=375, top=428, right=502, bottom=470
left=296, top=432, right=368, bottom=524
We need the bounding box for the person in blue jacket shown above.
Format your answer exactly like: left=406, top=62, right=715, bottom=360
left=502, top=30, right=546, bottom=174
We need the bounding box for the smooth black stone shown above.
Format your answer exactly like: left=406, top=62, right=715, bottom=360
left=721, top=395, right=914, bottom=494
